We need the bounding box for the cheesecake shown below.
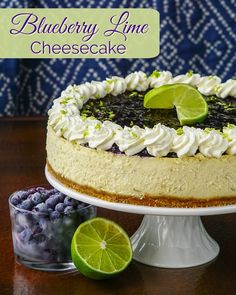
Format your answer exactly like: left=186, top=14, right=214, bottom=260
left=46, top=71, right=236, bottom=207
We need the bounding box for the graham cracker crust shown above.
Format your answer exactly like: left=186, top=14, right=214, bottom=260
left=47, top=161, right=236, bottom=208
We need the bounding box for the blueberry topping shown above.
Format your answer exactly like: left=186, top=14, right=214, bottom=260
left=55, top=203, right=66, bottom=213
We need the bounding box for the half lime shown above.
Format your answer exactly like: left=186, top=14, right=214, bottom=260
left=71, top=217, right=132, bottom=280
left=144, top=83, right=208, bottom=125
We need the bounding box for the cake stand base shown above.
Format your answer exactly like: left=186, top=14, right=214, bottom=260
left=131, top=215, right=219, bottom=268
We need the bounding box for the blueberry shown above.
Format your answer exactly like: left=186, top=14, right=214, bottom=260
left=19, top=199, right=33, bottom=210
left=34, top=203, right=48, bottom=213
left=49, top=192, right=65, bottom=203
left=31, top=192, right=45, bottom=205
left=41, top=192, right=48, bottom=201
left=63, top=216, right=74, bottom=226
left=33, top=234, right=46, bottom=244
left=43, top=248, right=57, bottom=260
left=64, top=197, right=77, bottom=207
left=17, top=191, right=29, bottom=201
left=77, top=203, right=87, bottom=210
left=16, top=213, right=32, bottom=228
left=11, top=195, right=20, bottom=206
left=50, top=211, right=61, bottom=220
left=48, top=208, right=53, bottom=214
left=35, top=187, right=46, bottom=192
left=39, top=218, right=48, bottom=230
left=55, top=203, right=65, bottom=213
left=47, top=188, right=58, bottom=196
left=27, top=188, right=37, bottom=194
left=45, top=195, right=60, bottom=209
left=57, top=193, right=66, bottom=203
left=80, top=209, right=91, bottom=220
left=64, top=206, right=74, bottom=215
left=32, top=225, right=43, bottom=235
left=15, top=224, right=24, bottom=233
left=19, top=228, right=33, bottom=242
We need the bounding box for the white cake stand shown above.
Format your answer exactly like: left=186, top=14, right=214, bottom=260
left=45, top=165, right=236, bottom=268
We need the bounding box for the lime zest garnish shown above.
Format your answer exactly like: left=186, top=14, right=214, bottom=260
left=130, top=131, right=138, bottom=138
left=60, top=97, right=73, bottom=105
left=204, top=128, right=223, bottom=136
left=187, top=70, right=193, bottom=77
left=105, top=86, right=111, bottom=92
left=204, top=127, right=214, bottom=133
left=129, top=91, right=138, bottom=97
left=176, top=128, right=184, bottom=135
left=227, top=123, right=235, bottom=129
left=108, top=111, right=115, bottom=119
left=214, top=85, right=222, bottom=93
left=222, top=133, right=232, bottom=141
left=150, top=70, right=161, bottom=78
left=106, top=78, right=115, bottom=84
left=138, top=93, right=144, bottom=98
left=95, top=124, right=102, bottom=130
left=83, top=130, right=89, bottom=137
left=60, top=110, right=67, bottom=115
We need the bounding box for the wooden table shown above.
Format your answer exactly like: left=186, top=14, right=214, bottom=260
left=0, top=117, right=235, bottom=295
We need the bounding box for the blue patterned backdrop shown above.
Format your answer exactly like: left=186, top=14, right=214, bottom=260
left=0, top=0, right=235, bottom=115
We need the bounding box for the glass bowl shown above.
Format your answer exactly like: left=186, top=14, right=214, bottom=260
left=8, top=185, right=96, bottom=271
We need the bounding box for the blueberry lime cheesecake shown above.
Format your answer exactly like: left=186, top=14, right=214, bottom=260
left=46, top=71, right=236, bottom=207
left=9, top=186, right=96, bottom=266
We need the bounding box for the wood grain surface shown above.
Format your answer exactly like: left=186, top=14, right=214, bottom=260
left=0, top=117, right=235, bottom=295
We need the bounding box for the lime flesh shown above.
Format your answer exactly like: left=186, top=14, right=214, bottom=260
left=71, top=217, right=132, bottom=280
left=144, top=84, right=208, bottom=125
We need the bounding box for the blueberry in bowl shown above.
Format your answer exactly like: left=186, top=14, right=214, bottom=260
left=9, top=185, right=96, bottom=271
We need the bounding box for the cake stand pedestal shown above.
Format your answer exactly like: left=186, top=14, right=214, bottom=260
left=45, top=165, right=236, bottom=268
left=131, top=215, right=219, bottom=268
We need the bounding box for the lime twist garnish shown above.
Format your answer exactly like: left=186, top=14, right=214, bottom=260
left=144, top=84, right=208, bottom=125
left=71, top=217, right=133, bottom=280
